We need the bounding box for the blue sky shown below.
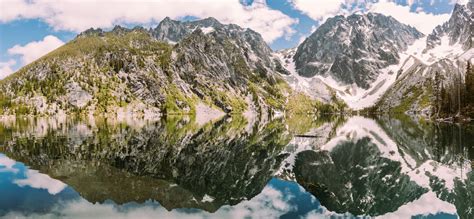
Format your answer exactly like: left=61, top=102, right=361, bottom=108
left=0, top=0, right=459, bottom=78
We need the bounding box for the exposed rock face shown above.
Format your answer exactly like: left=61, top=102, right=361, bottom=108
left=65, top=82, right=92, bottom=108
left=375, top=2, right=474, bottom=114
left=426, top=2, right=474, bottom=51
left=0, top=17, right=291, bottom=116
left=294, top=13, right=423, bottom=89
left=0, top=117, right=291, bottom=212
left=294, top=140, right=427, bottom=216
left=152, top=17, right=285, bottom=75
left=375, top=57, right=465, bottom=114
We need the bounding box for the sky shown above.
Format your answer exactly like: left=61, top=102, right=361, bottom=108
left=0, top=0, right=461, bottom=79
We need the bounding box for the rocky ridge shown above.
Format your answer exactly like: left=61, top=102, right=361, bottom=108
left=293, top=13, right=423, bottom=89
left=375, top=2, right=474, bottom=114
left=0, top=17, right=310, bottom=118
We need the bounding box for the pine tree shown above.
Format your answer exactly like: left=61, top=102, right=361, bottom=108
left=465, top=62, right=473, bottom=105
left=440, top=84, right=448, bottom=116
left=433, top=71, right=442, bottom=117
left=456, top=70, right=463, bottom=115
left=464, top=61, right=474, bottom=117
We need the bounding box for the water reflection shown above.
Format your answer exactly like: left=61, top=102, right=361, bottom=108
left=291, top=115, right=472, bottom=218
left=0, top=114, right=472, bottom=218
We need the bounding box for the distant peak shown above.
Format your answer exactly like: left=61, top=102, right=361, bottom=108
left=201, top=17, right=219, bottom=23
left=77, top=27, right=104, bottom=38
left=157, top=17, right=182, bottom=29
left=455, top=0, right=473, bottom=5
left=132, top=26, right=147, bottom=32
left=189, top=17, right=224, bottom=28
left=112, top=25, right=127, bottom=31
left=111, top=25, right=131, bottom=35
left=453, top=0, right=473, bottom=12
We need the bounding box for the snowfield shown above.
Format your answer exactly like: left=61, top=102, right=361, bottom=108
left=277, top=35, right=472, bottom=110
left=319, top=116, right=471, bottom=191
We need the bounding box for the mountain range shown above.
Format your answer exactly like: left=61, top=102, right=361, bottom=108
left=0, top=1, right=472, bottom=118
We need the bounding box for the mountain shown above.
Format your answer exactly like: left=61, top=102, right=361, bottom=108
left=0, top=116, right=290, bottom=212
left=294, top=13, right=423, bottom=89
left=279, top=13, right=424, bottom=110
left=294, top=140, right=427, bottom=216
left=286, top=115, right=473, bottom=217
left=151, top=17, right=280, bottom=75
left=1, top=5, right=471, bottom=117
left=426, top=2, right=473, bottom=51
left=0, top=17, right=306, bottom=117
left=375, top=2, right=474, bottom=114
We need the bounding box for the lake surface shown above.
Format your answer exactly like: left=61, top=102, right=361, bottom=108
left=0, top=115, right=472, bottom=218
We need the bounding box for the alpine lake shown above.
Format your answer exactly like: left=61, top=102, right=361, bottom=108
left=0, top=114, right=472, bottom=219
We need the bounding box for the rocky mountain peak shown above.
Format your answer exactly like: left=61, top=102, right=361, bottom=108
left=426, top=1, right=473, bottom=50
left=193, top=17, right=224, bottom=28
left=0, top=16, right=297, bottom=116
left=77, top=27, right=104, bottom=38
left=111, top=25, right=131, bottom=35
left=152, top=17, right=189, bottom=43
left=293, top=12, right=423, bottom=89
left=151, top=16, right=228, bottom=43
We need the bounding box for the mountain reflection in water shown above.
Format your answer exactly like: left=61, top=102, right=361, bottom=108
left=0, top=115, right=472, bottom=218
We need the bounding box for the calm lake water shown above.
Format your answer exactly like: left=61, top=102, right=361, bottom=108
left=0, top=115, right=472, bottom=218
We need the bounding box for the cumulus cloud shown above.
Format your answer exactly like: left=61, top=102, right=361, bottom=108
left=291, top=0, right=372, bottom=22
left=0, top=59, right=16, bottom=79
left=14, top=169, right=67, bottom=195
left=0, top=0, right=297, bottom=43
left=368, top=0, right=451, bottom=34
left=290, top=0, right=451, bottom=35
left=7, top=35, right=65, bottom=65
left=0, top=0, right=50, bottom=22
left=0, top=154, right=19, bottom=173
left=3, top=185, right=296, bottom=219
left=291, top=0, right=346, bottom=21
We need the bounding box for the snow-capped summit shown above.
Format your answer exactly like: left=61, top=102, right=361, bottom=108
left=426, top=1, right=473, bottom=51
left=293, top=13, right=423, bottom=89
left=376, top=2, right=474, bottom=114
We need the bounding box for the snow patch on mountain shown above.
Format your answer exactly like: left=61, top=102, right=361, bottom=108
left=280, top=34, right=471, bottom=110
left=274, top=49, right=333, bottom=103
left=420, top=36, right=466, bottom=64
left=277, top=37, right=429, bottom=110
left=318, top=116, right=471, bottom=191
left=377, top=191, right=457, bottom=219
left=200, top=27, right=215, bottom=34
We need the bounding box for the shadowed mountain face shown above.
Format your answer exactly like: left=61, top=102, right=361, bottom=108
left=291, top=115, right=474, bottom=218
left=0, top=115, right=473, bottom=218
left=375, top=2, right=474, bottom=114
left=427, top=2, right=474, bottom=51
left=0, top=117, right=291, bottom=212
left=293, top=13, right=423, bottom=89
left=294, top=138, right=427, bottom=216
left=0, top=17, right=291, bottom=116
left=376, top=115, right=474, bottom=219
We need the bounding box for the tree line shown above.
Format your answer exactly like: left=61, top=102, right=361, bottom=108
left=432, top=61, right=474, bottom=119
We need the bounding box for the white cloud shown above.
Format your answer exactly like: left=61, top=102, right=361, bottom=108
left=0, top=0, right=297, bottom=43
left=3, top=184, right=296, bottom=219
left=368, top=0, right=451, bottom=34
left=377, top=191, right=457, bottom=219
left=0, top=154, right=19, bottom=173
left=290, top=0, right=451, bottom=35
left=0, top=0, right=50, bottom=22
left=14, top=169, right=67, bottom=195
left=291, top=0, right=346, bottom=21
left=7, top=35, right=65, bottom=65
left=0, top=155, right=66, bottom=195
left=0, top=59, right=16, bottom=79
left=290, top=0, right=372, bottom=22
